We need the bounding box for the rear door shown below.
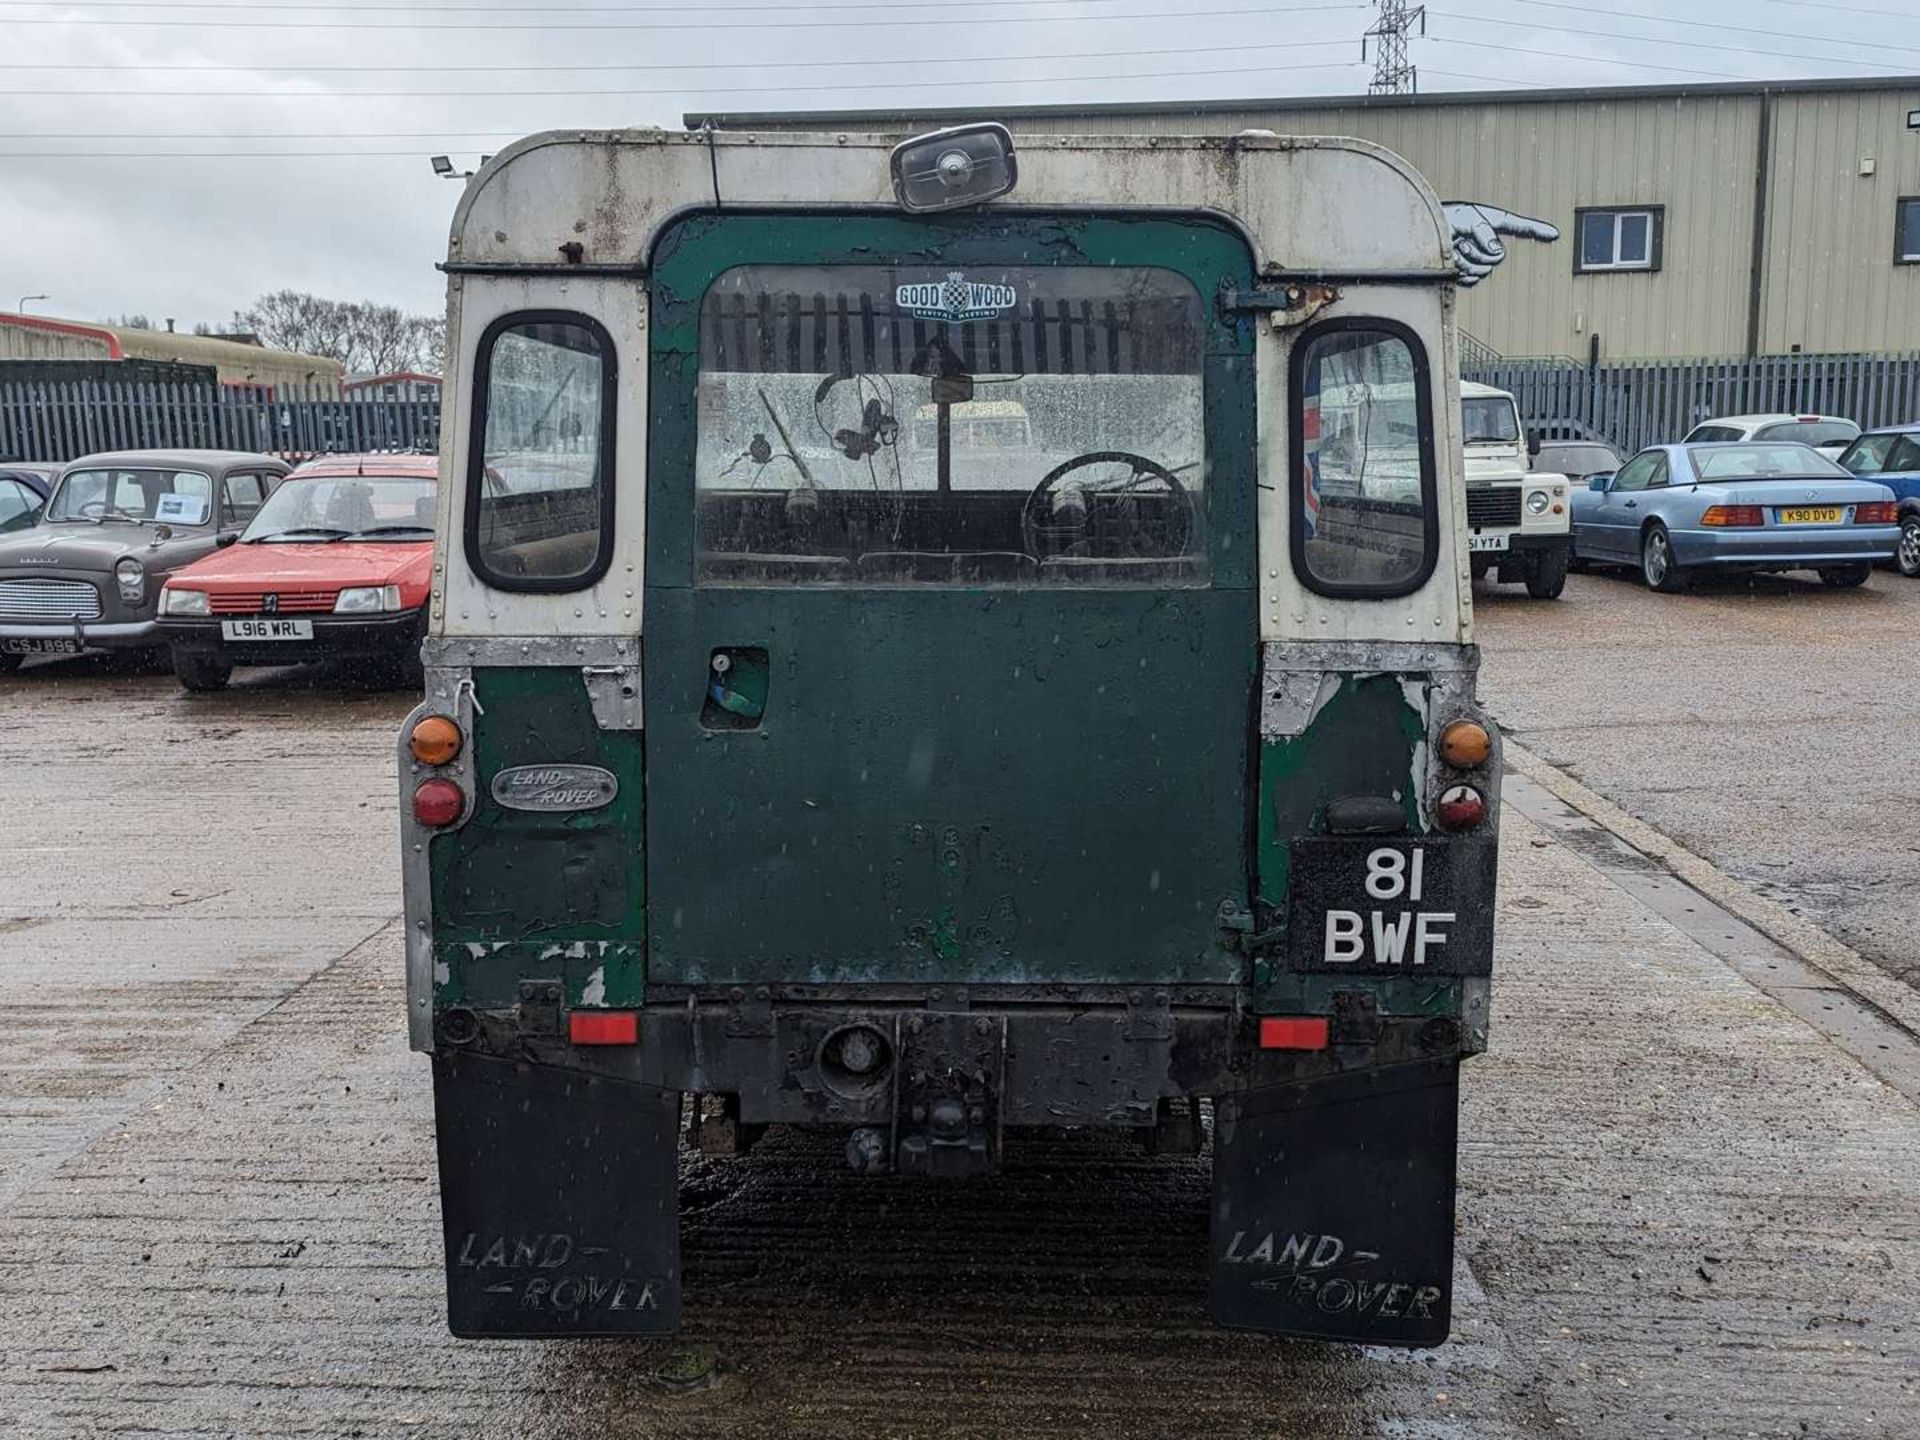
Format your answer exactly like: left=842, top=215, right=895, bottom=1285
left=641, top=213, right=1258, bottom=989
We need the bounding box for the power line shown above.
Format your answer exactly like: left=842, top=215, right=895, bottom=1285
left=0, top=56, right=1369, bottom=103
left=0, top=2, right=1321, bottom=28
left=1507, top=0, right=1920, bottom=45
left=0, top=0, right=1290, bottom=8
left=0, top=38, right=1334, bottom=73
left=1427, top=38, right=1742, bottom=82
left=1443, top=6, right=1920, bottom=66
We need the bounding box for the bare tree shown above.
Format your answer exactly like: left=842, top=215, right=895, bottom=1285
left=233, top=290, right=444, bottom=375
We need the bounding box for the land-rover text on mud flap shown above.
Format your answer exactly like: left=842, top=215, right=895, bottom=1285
left=400, top=122, right=1502, bottom=1347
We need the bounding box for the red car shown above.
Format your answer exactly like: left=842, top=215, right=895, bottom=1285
left=157, top=453, right=438, bottom=690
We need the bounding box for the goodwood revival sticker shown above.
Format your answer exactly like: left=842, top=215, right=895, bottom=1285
left=896, top=272, right=1018, bottom=323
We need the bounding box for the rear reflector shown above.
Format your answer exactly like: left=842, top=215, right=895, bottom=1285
left=570, top=1010, right=639, bottom=1046
left=1854, top=501, right=1898, bottom=524
left=1700, top=504, right=1764, bottom=527
left=1259, top=1016, right=1330, bottom=1051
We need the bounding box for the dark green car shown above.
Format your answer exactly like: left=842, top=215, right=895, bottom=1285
left=402, top=124, right=1500, bottom=1347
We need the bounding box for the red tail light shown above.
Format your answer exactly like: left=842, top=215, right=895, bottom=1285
left=1701, top=504, right=1764, bottom=527
left=1259, top=1017, right=1330, bottom=1051
left=412, top=778, right=465, bottom=827
left=570, top=1010, right=639, bottom=1046
left=1437, top=784, right=1487, bottom=832
left=1854, top=501, right=1898, bottom=524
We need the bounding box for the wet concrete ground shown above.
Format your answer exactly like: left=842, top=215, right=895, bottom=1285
left=1475, top=564, right=1920, bottom=991
left=0, top=644, right=1917, bottom=1438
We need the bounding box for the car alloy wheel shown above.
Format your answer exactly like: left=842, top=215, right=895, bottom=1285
left=1642, top=524, right=1688, bottom=593
left=1899, top=515, right=1920, bottom=579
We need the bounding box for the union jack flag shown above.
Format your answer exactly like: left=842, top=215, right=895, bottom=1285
left=1301, top=365, right=1323, bottom=539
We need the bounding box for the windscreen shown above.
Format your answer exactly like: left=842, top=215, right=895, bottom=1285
left=693, top=265, right=1207, bottom=586
left=48, top=468, right=211, bottom=523
left=1690, top=444, right=1849, bottom=480
left=1461, top=396, right=1520, bottom=444
left=243, top=475, right=436, bottom=542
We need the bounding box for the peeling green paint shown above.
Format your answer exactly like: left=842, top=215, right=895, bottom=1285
left=430, top=667, right=646, bottom=1010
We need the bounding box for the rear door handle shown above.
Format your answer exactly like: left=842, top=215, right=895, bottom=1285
left=1624, top=500, right=1637, bottom=508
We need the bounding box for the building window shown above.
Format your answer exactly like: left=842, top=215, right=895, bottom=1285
left=1575, top=206, right=1663, bottom=274
left=1898, top=198, right=1920, bottom=265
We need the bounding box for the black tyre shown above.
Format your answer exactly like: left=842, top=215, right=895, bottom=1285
left=1897, top=513, right=1920, bottom=579
left=173, top=649, right=232, bottom=692
left=1818, top=563, right=1871, bottom=589
left=1640, top=524, right=1690, bottom=593
left=1525, top=545, right=1570, bottom=599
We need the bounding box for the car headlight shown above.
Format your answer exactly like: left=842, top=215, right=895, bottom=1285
left=114, top=557, right=145, bottom=601
left=333, top=584, right=403, bottom=615
left=160, top=587, right=209, bottom=617
left=1526, top=490, right=1551, bottom=515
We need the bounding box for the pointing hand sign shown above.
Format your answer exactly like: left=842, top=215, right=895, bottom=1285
left=1441, top=203, right=1562, bottom=288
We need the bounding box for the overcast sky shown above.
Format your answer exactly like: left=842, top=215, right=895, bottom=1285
left=0, top=0, right=1912, bottom=327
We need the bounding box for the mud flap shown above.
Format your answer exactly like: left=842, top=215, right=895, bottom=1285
left=432, top=1053, right=683, bottom=1337
left=1210, top=1059, right=1459, bottom=1347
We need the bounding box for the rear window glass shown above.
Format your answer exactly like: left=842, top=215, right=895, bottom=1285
left=692, top=265, right=1207, bottom=587
left=1292, top=324, right=1436, bottom=597
left=1753, top=420, right=1859, bottom=447
left=467, top=314, right=613, bottom=591
left=1689, top=444, right=1848, bottom=479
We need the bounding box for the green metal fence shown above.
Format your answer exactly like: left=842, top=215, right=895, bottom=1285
left=1465, top=351, right=1920, bottom=454
left=7, top=353, right=1920, bottom=468
left=0, top=379, right=439, bottom=463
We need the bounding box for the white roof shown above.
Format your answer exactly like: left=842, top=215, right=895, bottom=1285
left=1460, top=381, right=1514, bottom=400
left=1697, top=413, right=1853, bottom=428
left=449, top=128, right=1454, bottom=278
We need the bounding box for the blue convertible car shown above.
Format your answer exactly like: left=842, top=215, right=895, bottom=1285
left=1569, top=442, right=1900, bottom=592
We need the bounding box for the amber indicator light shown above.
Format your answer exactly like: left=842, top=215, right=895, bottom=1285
left=1437, top=720, right=1491, bottom=769
left=410, top=715, right=462, bottom=765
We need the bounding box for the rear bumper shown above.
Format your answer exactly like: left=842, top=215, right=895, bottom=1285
left=1671, top=525, right=1900, bottom=568
left=431, top=989, right=1477, bottom=1130
left=162, top=610, right=423, bottom=665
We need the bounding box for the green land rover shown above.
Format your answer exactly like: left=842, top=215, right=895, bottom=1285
left=401, top=123, right=1502, bottom=1347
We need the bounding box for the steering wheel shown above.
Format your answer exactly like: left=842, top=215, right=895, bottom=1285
left=1021, top=451, right=1196, bottom=561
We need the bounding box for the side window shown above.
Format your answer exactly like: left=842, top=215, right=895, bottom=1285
left=1891, top=438, right=1920, bottom=473
left=1646, top=455, right=1671, bottom=489
left=1839, top=436, right=1891, bottom=474
left=222, top=473, right=267, bottom=526
left=1575, top=206, right=1663, bottom=274
left=466, top=312, right=615, bottom=592
left=0, top=479, right=40, bottom=533
left=1291, top=321, right=1437, bottom=597
left=1611, top=454, right=1658, bottom=492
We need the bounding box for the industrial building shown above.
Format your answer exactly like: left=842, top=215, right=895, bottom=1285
left=0, top=312, right=343, bottom=388
left=692, top=75, right=1920, bottom=363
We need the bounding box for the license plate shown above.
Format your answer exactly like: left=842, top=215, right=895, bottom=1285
left=1467, top=534, right=1509, bottom=553
left=220, top=618, right=313, bottom=641
left=1285, top=838, right=1494, bottom=976
left=1778, top=506, right=1842, bottom=525
left=0, top=637, right=82, bottom=655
